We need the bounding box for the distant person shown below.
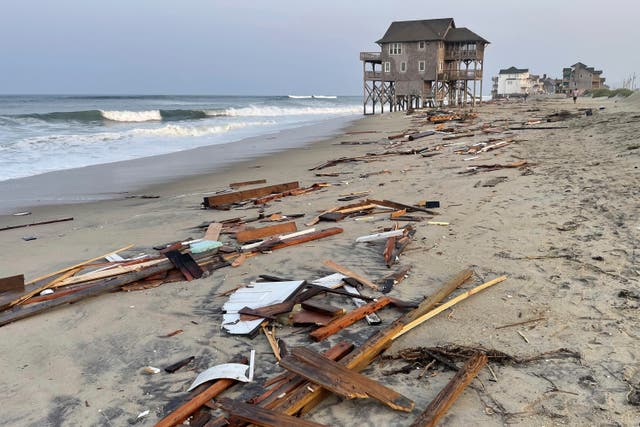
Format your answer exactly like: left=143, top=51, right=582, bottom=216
left=572, top=89, right=578, bottom=104
left=523, top=92, right=529, bottom=103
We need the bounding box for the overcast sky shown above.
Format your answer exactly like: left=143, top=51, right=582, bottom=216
left=1, top=0, right=638, bottom=95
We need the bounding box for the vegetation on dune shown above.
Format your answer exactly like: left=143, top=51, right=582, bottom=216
left=588, top=88, right=635, bottom=98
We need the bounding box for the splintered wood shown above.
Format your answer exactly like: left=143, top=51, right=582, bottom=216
left=279, top=347, right=414, bottom=412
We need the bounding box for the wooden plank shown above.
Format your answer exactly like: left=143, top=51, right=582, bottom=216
left=267, top=269, right=473, bottom=416
left=236, top=222, right=297, bottom=243
left=291, top=310, right=335, bottom=326
left=217, top=398, right=327, bottom=427
left=0, top=261, right=175, bottom=327
left=252, top=228, right=343, bottom=252
left=367, top=199, right=437, bottom=215
left=410, top=353, right=488, bottom=427
left=281, top=347, right=414, bottom=412
left=393, top=276, right=508, bottom=339
left=0, top=216, right=73, bottom=232
left=229, top=179, right=267, bottom=188
left=203, top=182, right=299, bottom=208
left=301, top=300, right=345, bottom=317
left=155, top=356, right=247, bottom=427
left=380, top=266, right=411, bottom=294
left=164, top=251, right=203, bottom=281
left=204, top=223, right=223, bottom=241
left=0, top=275, right=24, bottom=293
left=309, top=297, right=392, bottom=342
left=322, top=260, right=379, bottom=291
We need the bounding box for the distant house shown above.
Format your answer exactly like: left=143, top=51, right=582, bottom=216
left=359, top=18, right=490, bottom=113
left=492, top=67, right=556, bottom=99
left=561, top=62, right=606, bottom=93
left=494, top=67, right=531, bottom=98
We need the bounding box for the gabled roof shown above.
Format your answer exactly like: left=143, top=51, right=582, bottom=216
left=444, top=27, right=489, bottom=43
left=376, top=18, right=455, bottom=43
left=572, top=62, right=588, bottom=68
left=499, top=66, right=529, bottom=75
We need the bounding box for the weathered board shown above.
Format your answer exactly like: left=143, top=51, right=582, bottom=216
left=236, top=222, right=297, bottom=243
left=203, top=182, right=299, bottom=208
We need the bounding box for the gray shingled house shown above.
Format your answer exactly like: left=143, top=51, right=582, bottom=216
left=360, top=18, right=489, bottom=113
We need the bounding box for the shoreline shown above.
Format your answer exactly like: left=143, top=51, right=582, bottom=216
left=0, top=114, right=359, bottom=215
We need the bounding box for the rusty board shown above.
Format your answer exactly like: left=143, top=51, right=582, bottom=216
left=203, top=182, right=299, bottom=208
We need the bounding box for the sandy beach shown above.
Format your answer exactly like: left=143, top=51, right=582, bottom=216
left=1, top=95, right=639, bottom=426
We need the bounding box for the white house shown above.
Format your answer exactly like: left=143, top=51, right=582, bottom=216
left=496, top=66, right=530, bottom=97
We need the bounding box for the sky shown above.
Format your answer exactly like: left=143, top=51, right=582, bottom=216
left=1, top=0, right=639, bottom=95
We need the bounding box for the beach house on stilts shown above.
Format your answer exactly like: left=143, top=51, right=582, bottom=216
left=360, top=18, right=489, bottom=114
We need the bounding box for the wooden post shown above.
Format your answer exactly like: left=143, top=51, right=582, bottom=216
left=409, top=353, right=488, bottom=427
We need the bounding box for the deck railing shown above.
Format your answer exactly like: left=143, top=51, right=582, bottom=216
left=364, top=70, right=383, bottom=80
left=438, top=70, right=483, bottom=80
left=444, top=49, right=479, bottom=60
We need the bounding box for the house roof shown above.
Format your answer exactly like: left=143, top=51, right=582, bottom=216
left=376, top=18, right=455, bottom=43
left=444, top=27, right=489, bottom=43
left=572, top=62, right=588, bottom=68
left=499, top=66, right=529, bottom=75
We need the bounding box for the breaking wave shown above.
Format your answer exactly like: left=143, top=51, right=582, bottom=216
left=11, top=105, right=357, bottom=123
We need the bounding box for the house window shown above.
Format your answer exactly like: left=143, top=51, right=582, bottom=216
left=384, top=62, right=390, bottom=73
left=400, top=61, right=407, bottom=72
left=418, top=41, right=425, bottom=49
left=418, top=61, right=425, bottom=72
left=389, top=43, right=402, bottom=55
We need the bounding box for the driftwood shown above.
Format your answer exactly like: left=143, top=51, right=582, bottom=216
left=251, top=227, right=343, bottom=252
left=410, top=353, right=487, bottom=427
left=367, top=199, right=438, bottom=215
left=0, top=216, right=74, bottom=232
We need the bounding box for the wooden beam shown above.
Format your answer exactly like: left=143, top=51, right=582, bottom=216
left=280, top=347, right=414, bottom=412
left=252, top=228, right=343, bottom=252
left=410, top=353, right=488, bottom=427
left=164, top=251, right=204, bottom=281
left=217, top=398, right=327, bottom=427
left=0, top=216, right=73, bottom=232
left=236, top=222, right=297, bottom=243
left=203, top=182, right=299, bottom=208
left=367, top=199, right=437, bottom=215
left=229, top=179, right=267, bottom=188
left=309, top=297, right=392, bottom=342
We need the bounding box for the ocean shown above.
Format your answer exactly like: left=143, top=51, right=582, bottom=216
left=0, top=95, right=361, bottom=182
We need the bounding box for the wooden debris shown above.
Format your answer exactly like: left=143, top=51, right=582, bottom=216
left=291, top=310, right=335, bottom=326
left=265, top=269, right=473, bottom=416
left=204, top=223, right=223, bottom=241
left=155, top=356, right=248, bottom=427
left=0, top=275, right=24, bottom=293
left=367, top=199, right=437, bottom=215
left=236, top=222, right=297, bottom=243
left=251, top=227, right=343, bottom=253
left=309, top=297, right=392, bottom=342
left=323, top=260, right=379, bottom=291
left=306, top=207, right=338, bottom=226
left=262, top=324, right=281, bottom=361
left=217, top=397, right=327, bottom=427
left=379, top=266, right=411, bottom=294
left=342, top=282, right=382, bottom=325
left=393, top=275, right=507, bottom=339
left=164, top=251, right=204, bottom=281
left=0, top=216, right=74, bottom=232
left=164, top=356, right=195, bottom=373
left=231, top=254, right=248, bottom=268
left=301, top=300, right=345, bottom=317
left=203, top=182, right=299, bottom=208
left=355, top=229, right=404, bottom=243
left=409, top=353, right=487, bottom=427
left=280, top=347, right=414, bottom=412
left=407, top=131, right=435, bottom=141
left=230, top=179, right=267, bottom=188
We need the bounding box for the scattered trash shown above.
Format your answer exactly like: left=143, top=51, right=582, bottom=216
left=142, top=366, right=161, bottom=375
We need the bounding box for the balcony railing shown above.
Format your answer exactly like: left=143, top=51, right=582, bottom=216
left=364, top=70, right=383, bottom=80
left=444, top=49, right=479, bottom=60
left=360, top=52, right=381, bottom=62
left=438, top=70, right=483, bottom=80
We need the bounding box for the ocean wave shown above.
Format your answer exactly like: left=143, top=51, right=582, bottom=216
left=10, top=121, right=276, bottom=150
left=14, top=109, right=212, bottom=123
left=221, top=105, right=360, bottom=117
left=100, top=110, right=162, bottom=122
